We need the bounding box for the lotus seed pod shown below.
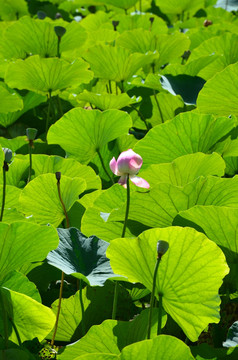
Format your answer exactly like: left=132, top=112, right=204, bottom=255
left=3, top=148, right=12, bottom=163
left=157, top=240, right=169, bottom=258
left=55, top=172, right=61, bottom=181
left=112, top=21, right=119, bottom=31
left=37, top=11, right=46, bottom=20
left=26, top=128, right=38, bottom=141
left=54, top=26, right=66, bottom=38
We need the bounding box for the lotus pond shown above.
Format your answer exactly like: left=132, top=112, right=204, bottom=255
left=1, top=0, right=238, bottom=359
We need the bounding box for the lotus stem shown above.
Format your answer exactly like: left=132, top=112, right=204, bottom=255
left=153, top=90, right=164, bottom=124
left=79, top=279, right=86, bottom=336
left=112, top=281, right=119, bottom=320
left=51, top=271, right=65, bottom=346
left=157, top=293, right=163, bottom=335
left=0, top=164, right=7, bottom=222
left=45, top=91, right=52, bottom=137
left=147, top=257, right=161, bottom=339
left=9, top=317, right=22, bottom=346
left=121, top=175, right=130, bottom=238
left=97, top=150, right=115, bottom=185
left=56, top=172, right=70, bottom=228
left=27, top=142, right=33, bottom=183
left=51, top=173, right=70, bottom=346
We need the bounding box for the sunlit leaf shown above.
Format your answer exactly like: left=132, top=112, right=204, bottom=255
left=107, top=226, right=229, bottom=341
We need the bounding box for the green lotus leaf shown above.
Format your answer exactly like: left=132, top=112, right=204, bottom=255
left=160, top=74, right=205, bottom=105
left=81, top=184, right=148, bottom=241
left=18, top=174, right=86, bottom=226
left=107, top=226, right=229, bottom=341
left=1, top=209, right=26, bottom=224
left=197, top=62, right=238, bottom=116
left=76, top=90, right=140, bottom=110
left=0, top=287, right=55, bottom=343
left=50, top=283, right=135, bottom=342
left=22, top=154, right=101, bottom=190
left=117, top=29, right=190, bottom=68
left=0, top=83, right=23, bottom=113
left=0, top=91, right=46, bottom=128
left=103, top=0, right=138, bottom=9
left=0, top=184, right=21, bottom=210
left=47, top=228, right=118, bottom=286
left=0, top=271, right=41, bottom=302
left=0, top=0, right=28, bottom=20
left=108, top=176, right=238, bottom=228
left=0, top=16, right=87, bottom=60
left=0, top=222, right=58, bottom=280
left=47, top=108, right=132, bottom=164
left=5, top=55, right=93, bottom=96
left=134, top=113, right=235, bottom=167
left=139, top=153, right=225, bottom=187
left=187, top=33, right=238, bottom=80
left=119, top=335, right=195, bottom=360
left=190, top=343, right=237, bottom=360
left=83, top=45, right=158, bottom=82
left=176, top=205, right=238, bottom=264
left=58, top=309, right=166, bottom=360
left=115, top=13, right=168, bottom=34
left=155, top=0, right=205, bottom=15
left=0, top=157, right=29, bottom=187
left=84, top=28, right=118, bottom=48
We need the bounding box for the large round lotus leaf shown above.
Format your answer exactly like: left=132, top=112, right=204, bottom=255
left=0, top=222, right=58, bottom=280
left=107, top=226, right=229, bottom=341
left=5, top=55, right=93, bottom=96
left=115, top=14, right=168, bottom=34
left=197, top=62, right=238, bottom=116
left=0, top=16, right=87, bottom=60
left=18, top=174, right=86, bottom=226
left=133, top=113, right=235, bottom=167
left=47, top=228, right=118, bottom=286
left=155, top=0, right=204, bottom=15
left=83, top=45, right=158, bottom=82
left=139, top=152, right=225, bottom=187
left=0, top=83, right=23, bottom=113
left=120, top=335, right=195, bottom=360
left=160, top=74, right=205, bottom=105
left=24, top=154, right=101, bottom=190
left=108, top=176, right=238, bottom=228
left=0, top=287, right=55, bottom=343
left=0, top=91, right=46, bottom=128
left=0, top=270, right=41, bottom=302
left=76, top=91, right=139, bottom=111
left=187, top=33, right=238, bottom=80
left=0, top=0, right=28, bottom=20
left=47, top=108, right=132, bottom=164
left=175, top=204, right=238, bottom=292
left=117, top=30, right=190, bottom=68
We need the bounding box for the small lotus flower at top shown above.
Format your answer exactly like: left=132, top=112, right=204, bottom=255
left=110, top=149, right=150, bottom=189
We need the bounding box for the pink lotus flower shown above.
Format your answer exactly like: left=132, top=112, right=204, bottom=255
left=110, top=149, right=150, bottom=189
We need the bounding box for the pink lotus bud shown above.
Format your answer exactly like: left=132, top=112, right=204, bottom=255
left=109, top=149, right=149, bottom=189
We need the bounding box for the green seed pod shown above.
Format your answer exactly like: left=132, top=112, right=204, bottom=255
left=26, top=128, right=38, bottom=141
left=157, top=240, right=169, bottom=259
left=3, top=148, right=12, bottom=163
left=54, top=26, right=66, bottom=38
